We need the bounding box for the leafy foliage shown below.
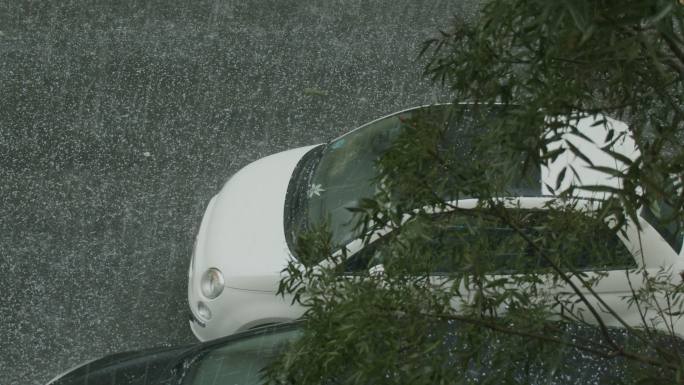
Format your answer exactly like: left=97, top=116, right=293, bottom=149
left=266, top=1, right=684, bottom=384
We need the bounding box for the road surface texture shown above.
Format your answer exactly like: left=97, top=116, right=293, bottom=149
left=0, top=1, right=479, bottom=384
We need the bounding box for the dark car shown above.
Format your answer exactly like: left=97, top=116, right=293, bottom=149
left=47, top=319, right=677, bottom=385
left=47, top=323, right=301, bottom=385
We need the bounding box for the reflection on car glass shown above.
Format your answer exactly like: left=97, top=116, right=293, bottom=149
left=330, top=138, right=345, bottom=149
left=307, top=183, right=325, bottom=198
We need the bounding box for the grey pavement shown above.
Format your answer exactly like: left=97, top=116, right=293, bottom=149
left=0, top=1, right=479, bottom=384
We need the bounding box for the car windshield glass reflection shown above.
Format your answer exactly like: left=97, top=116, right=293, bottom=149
left=183, top=328, right=301, bottom=385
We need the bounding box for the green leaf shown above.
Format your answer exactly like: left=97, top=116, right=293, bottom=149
left=578, top=184, right=623, bottom=195
left=589, top=165, right=627, bottom=178
left=601, top=147, right=636, bottom=166
left=555, top=166, right=568, bottom=191
left=565, top=140, right=595, bottom=167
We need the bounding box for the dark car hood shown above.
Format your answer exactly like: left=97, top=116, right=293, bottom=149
left=50, top=344, right=194, bottom=385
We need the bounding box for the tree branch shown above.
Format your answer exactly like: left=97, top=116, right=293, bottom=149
left=491, top=202, right=636, bottom=350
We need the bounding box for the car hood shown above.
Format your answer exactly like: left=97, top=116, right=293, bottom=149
left=48, top=344, right=193, bottom=385
left=196, top=145, right=318, bottom=292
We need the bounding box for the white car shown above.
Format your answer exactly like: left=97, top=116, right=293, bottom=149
left=188, top=104, right=684, bottom=341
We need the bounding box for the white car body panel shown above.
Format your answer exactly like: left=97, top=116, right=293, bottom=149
left=195, top=145, right=317, bottom=281
left=189, top=109, right=684, bottom=341
left=542, top=115, right=640, bottom=197
left=189, top=145, right=316, bottom=340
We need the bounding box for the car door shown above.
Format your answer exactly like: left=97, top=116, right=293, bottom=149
left=598, top=210, right=684, bottom=334
left=437, top=210, right=681, bottom=334
left=337, top=207, right=668, bottom=332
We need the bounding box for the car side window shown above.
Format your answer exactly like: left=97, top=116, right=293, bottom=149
left=433, top=211, right=636, bottom=274
left=342, top=209, right=636, bottom=275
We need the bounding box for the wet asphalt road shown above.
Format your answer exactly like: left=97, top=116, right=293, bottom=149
left=0, top=1, right=479, bottom=384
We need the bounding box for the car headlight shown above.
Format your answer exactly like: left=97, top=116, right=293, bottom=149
left=200, top=268, right=225, bottom=299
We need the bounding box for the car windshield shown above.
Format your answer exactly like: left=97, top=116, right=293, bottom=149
left=305, top=109, right=410, bottom=246
left=284, top=108, right=417, bottom=253
left=182, top=326, right=302, bottom=385
left=284, top=104, right=542, bottom=259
